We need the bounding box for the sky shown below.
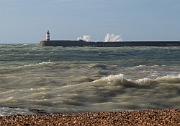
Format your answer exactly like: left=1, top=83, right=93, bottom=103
left=0, top=0, right=180, bottom=43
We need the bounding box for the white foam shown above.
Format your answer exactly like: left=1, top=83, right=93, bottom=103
left=156, top=74, right=180, bottom=83
left=38, top=61, right=54, bottom=65
left=135, top=65, right=146, bottom=68
left=93, top=74, right=128, bottom=85
left=0, top=107, right=33, bottom=116
left=93, top=73, right=180, bottom=87
left=17, top=61, right=54, bottom=68
left=135, top=78, right=157, bottom=85
left=93, top=74, right=138, bottom=88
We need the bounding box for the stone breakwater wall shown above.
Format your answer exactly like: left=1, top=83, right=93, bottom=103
left=40, top=40, right=180, bottom=47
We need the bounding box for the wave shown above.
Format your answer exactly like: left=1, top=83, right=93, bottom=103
left=129, top=64, right=168, bottom=69
left=0, top=107, right=33, bottom=116
left=89, top=64, right=109, bottom=69
left=156, top=74, right=180, bottom=83
left=17, top=61, right=55, bottom=68
left=93, top=73, right=180, bottom=88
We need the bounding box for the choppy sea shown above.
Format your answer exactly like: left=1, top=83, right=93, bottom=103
left=0, top=44, right=179, bottom=116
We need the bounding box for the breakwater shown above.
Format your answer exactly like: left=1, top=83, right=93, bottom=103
left=40, top=40, right=180, bottom=47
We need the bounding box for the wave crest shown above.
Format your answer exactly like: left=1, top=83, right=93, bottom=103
left=156, top=74, right=180, bottom=83
left=93, top=73, right=180, bottom=88
left=18, top=61, right=54, bottom=68
left=93, top=74, right=129, bottom=85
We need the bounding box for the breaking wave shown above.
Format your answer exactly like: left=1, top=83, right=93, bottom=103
left=156, top=74, right=180, bottom=83
left=93, top=73, right=180, bottom=87
left=17, top=61, right=55, bottom=68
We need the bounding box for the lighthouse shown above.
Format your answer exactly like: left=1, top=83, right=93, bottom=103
left=46, top=30, right=50, bottom=41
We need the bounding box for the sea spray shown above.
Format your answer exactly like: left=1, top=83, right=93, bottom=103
left=77, top=35, right=92, bottom=42
left=76, top=33, right=122, bottom=42
left=104, top=33, right=122, bottom=42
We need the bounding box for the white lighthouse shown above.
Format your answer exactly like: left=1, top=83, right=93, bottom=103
left=46, top=30, right=50, bottom=41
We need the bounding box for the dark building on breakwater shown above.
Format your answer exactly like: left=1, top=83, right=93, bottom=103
left=40, top=31, right=180, bottom=47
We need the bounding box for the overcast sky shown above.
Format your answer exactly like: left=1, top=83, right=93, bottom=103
left=0, top=0, right=180, bottom=43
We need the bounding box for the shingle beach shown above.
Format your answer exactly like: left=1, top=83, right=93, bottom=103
left=0, top=109, right=179, bottom=126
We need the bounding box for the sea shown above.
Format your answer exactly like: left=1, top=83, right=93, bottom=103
left=0, top=44, right=179, bottom=116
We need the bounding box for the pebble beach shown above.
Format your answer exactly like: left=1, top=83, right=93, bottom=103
left=0, top=109, right=179, bottom=126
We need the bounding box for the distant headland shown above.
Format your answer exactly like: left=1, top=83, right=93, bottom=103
left=40, top=31, right=180, bottom=47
